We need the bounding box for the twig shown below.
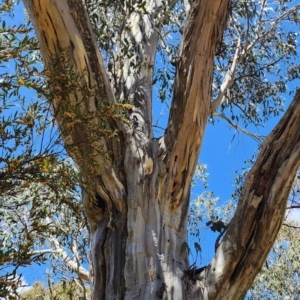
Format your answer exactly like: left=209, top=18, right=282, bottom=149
left=215, top=113, right=265, bottom=144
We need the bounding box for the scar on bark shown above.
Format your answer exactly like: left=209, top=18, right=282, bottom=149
left=95, top=192, right=106, bottom=211
left=156, top=282, right=167, bottom=299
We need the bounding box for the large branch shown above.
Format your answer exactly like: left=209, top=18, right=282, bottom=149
left=200, top=91, right=300, bottom=299
left=161, top=0, right=229, bottom=208
left=23, top=0, right=126, bottom=225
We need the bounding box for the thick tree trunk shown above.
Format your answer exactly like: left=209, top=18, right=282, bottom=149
left=23, top=0, right=300, bottom=299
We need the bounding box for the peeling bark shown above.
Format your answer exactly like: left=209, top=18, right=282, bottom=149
left=23, top=0, right=300, bottom=299
left=162, top=1, right=229, bottom=212
left=197, top=91, right=300, bottom=300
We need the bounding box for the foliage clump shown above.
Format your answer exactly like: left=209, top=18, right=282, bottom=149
left=20, top=280, right=91, bottom=300
left=0, top=3, right=88, bottom=299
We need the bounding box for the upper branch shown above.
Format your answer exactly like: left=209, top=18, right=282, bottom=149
left=210, top=19, right=241, bottom=113
left=161, top=0, right=229, bottom=209
left=117, top=0, right=166, bottom=139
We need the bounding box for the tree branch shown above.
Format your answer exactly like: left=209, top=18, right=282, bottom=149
left=50, top=237, right=90, bottom=283
left=161, top=0, right=229, bottom=209
left=201, top=91, right=300, bottom=299
left=30, top=249, right=60, bottom=256
left=282, top=223, right=300, bottom=229
left=287, top=205, right=300, bottom=209
left=215, top=113, right=265, bottom=145
left=243, top=4, right=300, bottom=56
left=210, top=19, right=241, bottom=113
left=22, top=0, right=127, bottom=227
left=211, top=3, right=300, bottom=113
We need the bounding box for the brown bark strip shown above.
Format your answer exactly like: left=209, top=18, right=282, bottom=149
left=161, top=0, right=229, bottom=209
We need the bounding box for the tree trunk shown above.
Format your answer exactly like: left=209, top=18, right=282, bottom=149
left=23, top=0, right=300, bottom=299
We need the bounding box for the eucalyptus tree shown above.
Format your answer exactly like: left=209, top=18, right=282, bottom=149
left=21, top=0, right=300, bottom=299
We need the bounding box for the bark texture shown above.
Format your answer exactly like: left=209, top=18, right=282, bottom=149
left=23, top=0, right=300, bottom=299
left=195, top=91, right=300, bottom=300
